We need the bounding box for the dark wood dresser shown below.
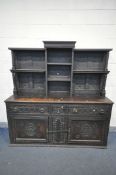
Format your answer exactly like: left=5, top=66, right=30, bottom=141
left=5, top=41, right=113, bottom=147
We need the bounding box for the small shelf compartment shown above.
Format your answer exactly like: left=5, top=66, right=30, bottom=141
left=48, top=65, right=71, bottom=81
left=47, top=48, right=72, bottom=64
left=74, top=51, right=107, bottom=71
left=13, top=50, right=45, bottom=69
left=73, top=73, right=104, bottom=97
left=16, top=72, right=46, bottom=97
left=48, top=81, right=70, bottom=97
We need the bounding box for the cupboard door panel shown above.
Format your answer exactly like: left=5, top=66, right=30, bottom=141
left=68, top=117, right=107, bottom=145
left=12, top=116, right=48, bottom=143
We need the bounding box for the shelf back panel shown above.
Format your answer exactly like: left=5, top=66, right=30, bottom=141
left=74, top=51, right=107, bottom=71
left=13, top=50, right=45, bottom=70
left=47, top=49, right=72, bottom=63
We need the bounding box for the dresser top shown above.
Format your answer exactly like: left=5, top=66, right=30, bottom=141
left=5, top=95, right=113, bottom=104
left=8, top=47, right=112, bottom=51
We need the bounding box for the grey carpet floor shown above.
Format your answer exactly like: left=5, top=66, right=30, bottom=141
left=0, top=128, right=116, bottom=175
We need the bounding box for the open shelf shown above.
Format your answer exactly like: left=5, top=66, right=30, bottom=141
left=13, top=50, right=45, bottom=69
left=73, top=51, right=107, bottom=71
left=16, top=72, right=46, bottom=97
left=72, top=73, right=104, bottom=97
left=47, top=48, right=72, bottom=64
left=48, top=81, right=70, bottom=97
left=47, top=65, right=71, bottom=81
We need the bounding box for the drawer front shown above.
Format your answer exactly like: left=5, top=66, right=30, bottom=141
left=51, top=104, right=68, bottom=115
left=7, top=103, right=49, bottom=114
left=68, top=104, right=111, bottom=116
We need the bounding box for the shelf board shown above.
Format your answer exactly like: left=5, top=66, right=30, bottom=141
left=73, top=70, right=109, bottom=74
left=47, top=63, right=72, bottom=65
left=9, top=48, right=45, bottom=51
left=74, top=48, right=112, bottom=52
left=11, top=69, right=46, bottom=73
left=48, top=76, right=71, bottom=81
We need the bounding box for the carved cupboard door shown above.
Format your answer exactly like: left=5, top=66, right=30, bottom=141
left=68, top=117, right=105, bottom=145
left=12, top=116, right=48, bottom=143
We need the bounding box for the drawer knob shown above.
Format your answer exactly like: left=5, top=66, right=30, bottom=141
left=39, top=107, right=45, bottom=113
left=73, top=108, right=78, bottom=113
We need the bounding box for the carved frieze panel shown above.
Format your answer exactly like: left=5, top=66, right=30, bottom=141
left=7, top=104, right=49, bottom=114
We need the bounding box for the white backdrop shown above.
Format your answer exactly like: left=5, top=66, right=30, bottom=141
left=0, top=0, right=116, bottom=125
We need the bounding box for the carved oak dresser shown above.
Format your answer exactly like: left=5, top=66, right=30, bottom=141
left=5, top=41, right=113, bottom=147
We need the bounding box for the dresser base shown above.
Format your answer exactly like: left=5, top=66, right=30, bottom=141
left=5, top=95, right=113, bottom=147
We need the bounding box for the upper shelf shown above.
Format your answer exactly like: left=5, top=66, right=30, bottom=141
left=47, top=63, right=72, bottom=65
left=73, top=70, right=110, bottom=74
left=74, top=48, right=112, bottom=52
left=8, top=48, right=45, bottom=51
left=11, top=69, right=45, bottom=73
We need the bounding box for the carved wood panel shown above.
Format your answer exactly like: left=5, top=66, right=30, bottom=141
left=49, top=116, right=68, bottom=144
left=68, top=119, right=104, bottom=143
left=13, top=118, right=48, bottom=143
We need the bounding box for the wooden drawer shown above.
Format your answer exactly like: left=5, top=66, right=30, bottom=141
left=68, top=104, right=111, bottom=116
left=6, top=103, right=49, bottom=114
